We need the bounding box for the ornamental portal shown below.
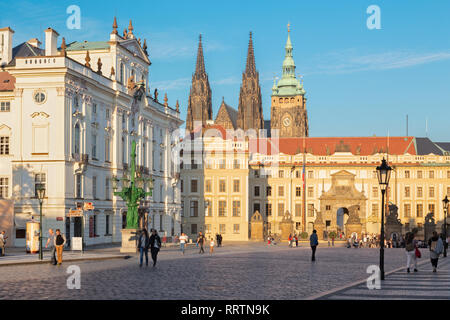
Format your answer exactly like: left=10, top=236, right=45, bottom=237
left=318, top=170, right=366, bottom=239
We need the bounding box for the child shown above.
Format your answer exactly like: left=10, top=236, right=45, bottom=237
left=209, top=238, right=215, bottom=255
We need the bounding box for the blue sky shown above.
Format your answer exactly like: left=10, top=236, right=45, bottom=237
left=1, top=0, right=449, bottom=141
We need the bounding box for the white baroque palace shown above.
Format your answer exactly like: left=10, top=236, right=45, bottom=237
left=0, top=19, right=183, bottom=247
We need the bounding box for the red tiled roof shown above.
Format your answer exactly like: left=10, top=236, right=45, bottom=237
left=249, top=137, right=416, bottom=156
left=0, top=72, right=15, bottom=91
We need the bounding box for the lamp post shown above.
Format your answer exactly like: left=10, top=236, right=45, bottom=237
left=113, top=140, right=153, bottom=229
left=376, top=158, right=392, bottom=280
left=443, top=195, right=449, bottom=258
left=36, top=183, right=46, bottom=260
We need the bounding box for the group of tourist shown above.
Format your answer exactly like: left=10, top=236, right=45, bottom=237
left=287, top=234, right=299, bottom=247
left=404, top=230, right=445, bottom=273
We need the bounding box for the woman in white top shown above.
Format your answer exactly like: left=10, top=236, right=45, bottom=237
left=209, top=238, right=215, bottom=255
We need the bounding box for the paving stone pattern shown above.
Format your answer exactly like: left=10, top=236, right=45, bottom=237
left=0, top=244, right=435, bottom=300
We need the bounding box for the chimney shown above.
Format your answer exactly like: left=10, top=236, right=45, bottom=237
left=27, top=38, right=41, bottom=48
left=44, top=28, right=59, bottom=56
left=0, top=27, right=14, bottom=66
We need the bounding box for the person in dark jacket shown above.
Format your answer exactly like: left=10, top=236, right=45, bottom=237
left=310, top=230, right=319, bottom=261
left=138, top=229, right=150, bottom=267
left=197, top=232, right=206, bottom=254
left=149, top=229, right=162, bottom=267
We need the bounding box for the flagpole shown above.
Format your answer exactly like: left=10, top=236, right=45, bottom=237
left=302, top=133, right=306, bottom=233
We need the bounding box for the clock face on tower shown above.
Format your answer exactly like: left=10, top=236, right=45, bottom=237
left=283, top=116, right=291, bottom=127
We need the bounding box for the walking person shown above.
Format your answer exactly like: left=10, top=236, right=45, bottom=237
left=310, top=230, right=319, bottom=262
left=288, top=234, right=292, bottom=247
left=54, top=229, right=66, bottom=266
left=405, top=232, right=418, bottom=273
left=0, top=231, right=7, bottom=256
left=179, top=232, right=188, bottom=255
left=218, top=234, right=223, bottom=247
left=45, top=229, right=56, bottom=265
left=138, top=229, right=150, bottom=267
left=216, top=233, right=220, bottom=247
left=149, top=229, right=162, bottom=267
left=295, top=234, right=299, bottom=248
left=428, top=231, right=444, bottom=273
left=209, top=238, right=215, bottom=255
left=197, top=232, right=205, bottom=254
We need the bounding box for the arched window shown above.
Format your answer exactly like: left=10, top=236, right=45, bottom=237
left=119, top=63, right=124, bottom=83
left=74, top=123, right=80, bottom=155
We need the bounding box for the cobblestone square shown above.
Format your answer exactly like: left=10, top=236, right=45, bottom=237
left=0, top=244, right=434, bottom=300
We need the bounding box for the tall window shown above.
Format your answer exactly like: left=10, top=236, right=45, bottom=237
left=278, top=203, right=285, bottom=216
left=372, top=187, right=378, bottom=198
left=266, top=186, right=272, bottom=197
left=219, top=224, right=226, bottom=234
left=92, top=176, right=97, bottom=199
left=296, top=186, right=301, bottom=197
left=232, top=201, right=240, bottom=217
left=105, top=178, right=110, bottom=200
left=372, top=203, right=379, bottom=216
left=0, top=102, right=10, bottom=112
left=105, top=215, right=110, bottom=235
left=307, top=204, right=314, bottom=217
left=0, top=136, right=9, bottom=155
left=91, top=133, right=97, bottom=159
left=205, top=180, right=212, bottom=193
left=159, top=152, right=163, bottom=171
left=254, top=186, right=260, bottom=197
left=278, top=186, right=284, bottom=197
left=405, top=170, right=410, bottom=178
left=429, top=186, right=434, bottom=198
left=416, top=204, right=423, bottom=218
left=278, top=170, right=284, bottom=178
left=218, top=201, right=227, bottom=217
left=428, top=203, right=435, bottom=214
left=121, top=137, right=126, bottom=165
left=34, top=173, right=46, bottom=198
left=233, top=179, right=240, bottom=193
left=308, top=171, right=313, bottom=179
left=0, top=177, right=8, bottom=198
left=119, top=63, right=124, bottom=83
left=233, top=159, right=240, bottom=169
left=105, top=136, right=111, bottom=162
left=404, top=204, right=411, bottom=218
left=75, top=174, right=82, bottom=198
left=190, top=201, right=198, bottom=217
left=429, top=171, right=434, bottom=179
left=191, top=180, right=198, bottom=193
left=219, top=180, right=226, bottom=193
left=417, top=171, right=423, bottom=179
left=404, top=186, right=410, bottom=197
left=233, top=224, right=240, bottom=234
left=73, top=124, right=80, bottom=155
left=266, top=203, right=272, bottom=216
left=417, top=187, right=423, bottom=198
left=308, top=187, right=314, bottom=198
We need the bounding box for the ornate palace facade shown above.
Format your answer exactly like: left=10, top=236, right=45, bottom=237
left=180, top=28, right=450, bottom=241
left=0, top=19, right=183, bottom=247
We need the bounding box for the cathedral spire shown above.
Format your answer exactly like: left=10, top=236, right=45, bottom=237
left=186, top=34, right=212, bottom=133
left=245, top=31, right=256, bottom=75
left=237, top=32, right=264, bottom=133
left=112, top=16, right=118, bottom=35
left=195, top=34, right=206, bottom=76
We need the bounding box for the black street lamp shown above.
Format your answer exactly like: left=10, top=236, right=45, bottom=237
left=35, top=183, right=46, bottom=260
left=443, top=195, right=449, bottom=258
left=376, top=158, right=392, bottom=280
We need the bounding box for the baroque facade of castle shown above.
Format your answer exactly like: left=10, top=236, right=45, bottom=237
left=180, top=28, right=450, bottom=241
left=0, top=19, right=183, bottom=247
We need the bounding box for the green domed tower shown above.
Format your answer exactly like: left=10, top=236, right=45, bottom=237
left=270, top=24, right=308, bottom=138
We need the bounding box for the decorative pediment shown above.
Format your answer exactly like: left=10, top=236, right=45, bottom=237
left=0, top=124, right=12, bottom=134
left=30, top=112, right=50, bottom=119
left=119, top=39, right=150, bottom=65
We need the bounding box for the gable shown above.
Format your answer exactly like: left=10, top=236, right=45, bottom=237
left=119, top=39, right=150, bottom=65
